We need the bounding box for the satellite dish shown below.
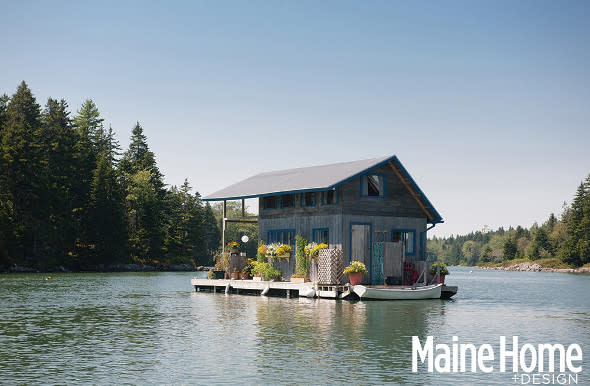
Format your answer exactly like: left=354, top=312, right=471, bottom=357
left=241, top=235, right=249, bottom=243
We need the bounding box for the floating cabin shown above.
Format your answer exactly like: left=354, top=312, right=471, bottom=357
left=202, top=155, right=444, bottom=288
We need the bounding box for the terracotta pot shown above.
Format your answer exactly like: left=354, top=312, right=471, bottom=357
left=230, top=271, right=240, bottom=280
left=240, top=272, right=250, bottom=280
left=432, top=274, right=446, bottom=284
left=348, top=272, right=363, bottom=285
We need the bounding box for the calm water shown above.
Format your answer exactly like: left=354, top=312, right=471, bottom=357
left=0, top=267, right=588, bottom=385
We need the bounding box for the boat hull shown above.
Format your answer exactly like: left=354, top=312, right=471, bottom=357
left=353, top=284, right=443, bottom=300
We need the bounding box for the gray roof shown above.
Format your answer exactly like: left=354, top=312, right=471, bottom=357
left=203, top=155, right=443, bottom=223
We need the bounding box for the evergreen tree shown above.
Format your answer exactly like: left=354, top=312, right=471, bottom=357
left=71, top=99, right=105, bottom=260
left=1, top=81, right=44, bottom=262
left=119, top=122, right=164, bottom=192
left=164, top=180, right=204, bottom=265
left=201, top=203, right=221, bottom=264
left=503, top=238, right=517, bottom=260
left=87, top=149, right=127, bottom=265
left=120, top=123, right=166, bottom=264
left=562, top=181, right=589, bottom=266
left=39, top=98, right=77, bottom=264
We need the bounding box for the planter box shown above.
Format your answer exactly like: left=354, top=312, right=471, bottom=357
left=290, top=277, right=310, bottom=283
left=213, top=270, right=225, bottom=279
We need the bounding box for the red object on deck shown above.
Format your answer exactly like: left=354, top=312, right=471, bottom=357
left=403, top=262, right=418, bottom=285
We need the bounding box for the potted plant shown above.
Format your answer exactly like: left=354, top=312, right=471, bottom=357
left=429, top=262, right=449, bottom=284
left=344, top=261, right=368, bottom=285
left=213, top=252, right=229, bottom=279
left=305, top=242, right=328, bottom=261
left=230, top=268, right=240, bottom=280
left=241, top=258, right=256, bottom=280
left=257, top=242, right=268, bottom=263
left=207, top=269, right=216, bottom=280
left=253, top=262, right=282, bottom=282
left=227, top=241, right=240, bottom=255
left=292, top=235, right=310, bottom=283
left=265, top=243, right=292, bottom=261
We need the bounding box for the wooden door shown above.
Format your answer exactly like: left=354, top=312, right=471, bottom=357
left=351, top=223, right=371, bottom=283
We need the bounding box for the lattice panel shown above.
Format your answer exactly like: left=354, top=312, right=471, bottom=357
left=318, top=248, right=345, bottom=285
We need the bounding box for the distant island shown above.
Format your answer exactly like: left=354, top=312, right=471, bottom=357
left=427, top=174, right=590, bottom=271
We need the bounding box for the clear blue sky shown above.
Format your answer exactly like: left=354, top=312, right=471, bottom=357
left=1, top=1, right=589, bottom=237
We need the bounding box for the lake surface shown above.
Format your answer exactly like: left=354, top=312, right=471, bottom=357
left=0, top=267, right=588, bottom=385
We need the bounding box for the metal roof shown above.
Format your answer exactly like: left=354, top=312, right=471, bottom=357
left=203, top=155, right=443, bottom=223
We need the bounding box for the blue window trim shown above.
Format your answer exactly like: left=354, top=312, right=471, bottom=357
left=300, top=192, right=316, bottom=207
left=360, top=173, right=386, bottom=198
left=312, top=228, right=329, bottom=244
left=390, top=228, right=416, bottom=256
left=267, top=229, right=297, bottom=247
left=321, top=187, right=339, bottom=205
left=280, top=194, right=295, bottom=209
left=349, top=222, right=372, bottom=283
left=262, top=195, right=278, bottom=210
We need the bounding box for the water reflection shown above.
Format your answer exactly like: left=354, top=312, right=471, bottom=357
left=254, top=297, right=441, bottom=384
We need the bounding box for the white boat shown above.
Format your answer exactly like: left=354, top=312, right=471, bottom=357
left=352, top=284, right=443, bottom=300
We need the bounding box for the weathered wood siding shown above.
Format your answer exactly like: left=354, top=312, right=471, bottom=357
left=340, top=162, right=425, bottom=218
left=258, top=190, right=343, bottom=219
left=259, top=215, right=343, bottom=249
left=341, top=215, right=427, bottom=264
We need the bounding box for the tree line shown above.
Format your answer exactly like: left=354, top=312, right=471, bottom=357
left=427, top=174, right=590, bottom=267
left=0, top=81, right=221, bottom=270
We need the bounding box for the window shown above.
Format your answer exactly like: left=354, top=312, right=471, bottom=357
left=302, top=192, right=316, bottom=207
left=391, top=230, right=416, bottom=255
left=312, top=228, right=329, bottom=245
left=322, top=188, right=339, bottom=205
left=267, top=229, right=295, bottom=247
left=281, top=194, right=295, bottom=208
left=361, top=174, right=385, bottom=197
left=263, top=196, right=278, bottom=209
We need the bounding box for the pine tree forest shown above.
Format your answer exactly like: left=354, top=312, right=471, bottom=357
left=0, top=82, right=221, bottom=271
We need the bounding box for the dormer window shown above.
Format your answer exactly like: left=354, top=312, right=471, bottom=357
left=361, top=174, right=385, bottom=197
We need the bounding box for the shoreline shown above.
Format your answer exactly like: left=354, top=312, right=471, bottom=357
left=475, top=262, right=590, bottom=273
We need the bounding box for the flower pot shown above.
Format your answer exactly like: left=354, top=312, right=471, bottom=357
left=253, top=276, right=262, bottom=282
left=214, top=270, right=225, bottom=280
left=240, top=272, right=250, bottom=280
left=230, top=271, right=240, bottom=280
left=230, top=248, right=239, bottom=255
left=347, top=272, right=363, bottom=285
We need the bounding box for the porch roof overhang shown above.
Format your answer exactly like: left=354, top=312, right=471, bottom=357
left=203, top=155, right=443, bottom=224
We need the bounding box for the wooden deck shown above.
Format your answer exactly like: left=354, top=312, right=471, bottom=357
left=191, top=278, right=458, bottom=299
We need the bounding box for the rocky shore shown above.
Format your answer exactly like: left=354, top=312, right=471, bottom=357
left=479, top=262, right=590, bottom=273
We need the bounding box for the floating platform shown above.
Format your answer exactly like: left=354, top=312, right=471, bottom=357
left=191, top=278, right=457, bottom=300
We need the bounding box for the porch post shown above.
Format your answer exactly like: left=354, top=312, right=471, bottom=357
left=222, top=200, right=227, bottom=254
